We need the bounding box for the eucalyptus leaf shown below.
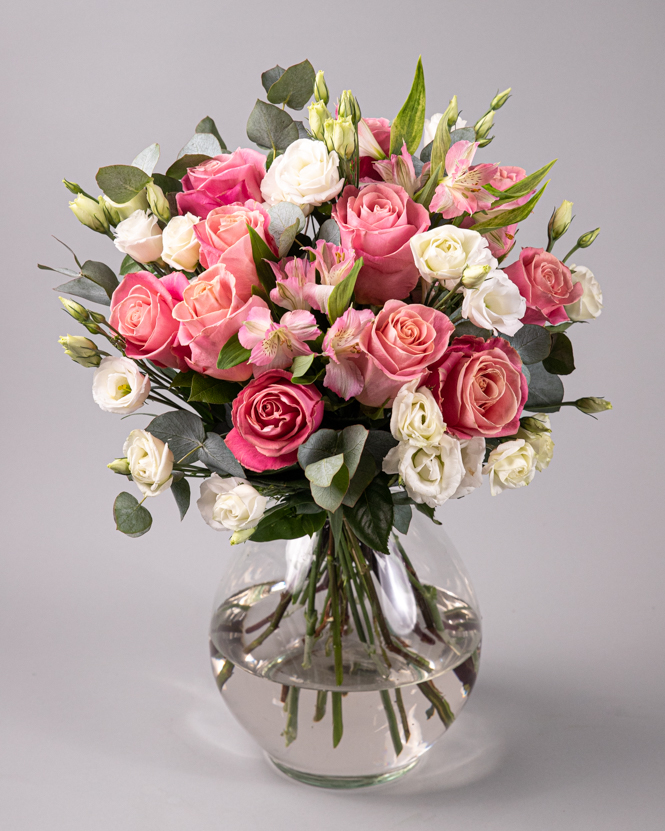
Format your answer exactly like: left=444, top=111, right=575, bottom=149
left=178, top=132, right=223, bottom=159
left=278, top=217, right=304, bottom=257
left=266, top=59, right=316, bottom=110
left=188, top=374, right=240, bottom=404
left=81, top=260, right=118, bottom=298
left=151, top=173, right=182, bottom=195
left=199, top=433, right=245, bottom=477
left=393, top=503, right=413, bottom=535
left=195, top=116, right=226, bottom=150
left=343, top=476, right=394, bottom=554
left=305, top=453, right=345, bottom=487
left=524, top=361, right=564, bottom=412
left=328, top=258, right=362, bottom=323
left=113, top=492, right=152, bottom=538
left=119, top=255, right=143, bottom=275
left=298, top=429, right=341, bottom=469
left=454, top=321, right=491, bottom=339
left=55, top=277, right=110, bottom=306
left=543, top=332, right=575, bottom=375
left=261, top=65, right=286, bottom=94
left=546, top=321, right=574, bottom=334
left=171, top=477, right=191, bottom=521
left=311, top=464, right=350, bottom=513
left=364, top=430, right=398, bottom=467
left=471, top=183, right=549, bottom=233
left=389, top=56, right=426, bottom=156
left=217, top=333, right=252, bottom=371
left=341, top=451, right=376, bottom=508
left=146, top=411, right=205, bottom=463
left=247, top=99, right=299, bottom=153
left=449, top=127, right=476, bottom=145
left=165, top=154, right=210, bottom=181
left=131, top=143, right=160, bottom=175
left=267, top=202, right=306, bottom=257
left=317, top=218, right=341, bottom=245
left=503, top=324, right=552, bottom=365
left=96, top=165, right=152, bottom=204
left=38, top=264, right=80, bottom=279
left=420, top=141, right=433, bottom=163
left=338, top=424, right=368, bottom=479
left=294, top=120, right=310, bottom=140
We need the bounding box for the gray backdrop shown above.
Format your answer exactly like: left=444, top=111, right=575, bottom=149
left=1, top=0, right=663, bottom=828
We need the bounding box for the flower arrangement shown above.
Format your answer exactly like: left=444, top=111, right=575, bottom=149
left=47, top=58, right=611, bottom=753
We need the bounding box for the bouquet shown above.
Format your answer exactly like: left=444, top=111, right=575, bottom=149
left=46, top=58, right=611, bottom=756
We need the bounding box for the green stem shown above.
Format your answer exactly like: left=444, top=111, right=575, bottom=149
left=417, top=680, right=455, bottom=728
left=327, top=539, right=344, bottom=687
left=282, top=686, right=299, bottom=746
left=394, top=688, right=411, bottom=743
left=243, top=591, right=293, bottom=654
left=302, top=532, right=326, bottom=669
left=380, top=689, right=404, bottom=757
left=314, top=689, right=327, bottom=723
left=331, top=691, right=344, bottom=747
left=562, top=243, right=579, bottom=264
left=215, top=660, right=234, bottom=692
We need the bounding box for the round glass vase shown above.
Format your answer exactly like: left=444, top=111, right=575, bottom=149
left=209, top=511, right=481, bottom=789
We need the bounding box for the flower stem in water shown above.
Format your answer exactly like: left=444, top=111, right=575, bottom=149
left=215, top=659, right=234, bottom=692
left=331, top=691, right=344, bottom=747
left=314, top=689, right=327, bottom=723
left=282, top=686, right=300, bottom=747
left=380, top=689, right=404, bottom=757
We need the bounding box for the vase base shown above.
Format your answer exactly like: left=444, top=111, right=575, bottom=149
left=266, top=754, right=420, bottom=789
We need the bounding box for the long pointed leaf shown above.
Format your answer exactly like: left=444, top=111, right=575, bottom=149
left=389, top=57, right=426, bottom=156
left=472, top=183, right=549, bottom=233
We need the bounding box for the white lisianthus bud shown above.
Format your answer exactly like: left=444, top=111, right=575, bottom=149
left=383, top=435, right=464, bottom=508
left=69, top=194, right=110, bottom=234
left=197, top=474, right=267, bottom=532
left=161, top=213, right=200, bottom=271
left=107, top=458, right=131, bottom=475
left=565, top=264, right=603, bottom=321
left=146, top=182, right=171, bottom=223
left=332, top=116, right=356, bottom=160
left=59, top=297, right=89, bottom=322
left=452, top=437, right=486, bottom=498
left=113, top=210, right=163, bottom=263
left=124, top=429, right=174, bottom=497
left=314, top=70, right=329, bottom=105
left=577, top=227, right=600, bottom=248
left=575, top=397, right=612, bottom=414
left=517, top=413, right=554, bottom=472
left=491, top=88, right=511, bottom=110
left=474, top=110, right=495, bottom=140
left=92, top=356, right=151, bottom=414
left=308, top=100, right=331, bottom=142
left=461, top=269, right=527, bottom=336
left=483, top=439, right=536, bottom=496
left=338, top=90, right=361, bottom=124
left=410, top=225, right=497, bottom=289
left=548, top=199, right=574, bottom=241
left=390, top=380, right=445, bottom=448
left=59, top=334, right=101, bottom=367
left=260, top=139, right=344, bottom=217
left=100, top=190, right=150, bottom=225
left=461, top=263, right=492, bottom=289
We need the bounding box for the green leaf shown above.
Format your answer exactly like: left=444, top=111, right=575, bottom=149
left=338, top=424, right=368, bottom=478
left=393, top=503, right=412, bottom=535
left=146, top=411, right=205, bottom=463
left=317, top=218, right=341, bottom=245
left=188, top=373, right=241, bottom=404
left=327, top=257, right=363, bottom=323
left=195, top=116, right=226, bottom=150
left=524, top=361, right=564, bottom=412
left=430, top=106, right=451, bottom=175
left=247, top=99, right=299, bottom=153
left=492, top=159, right=557, bottom=203
left=341, top=451, right=376, bottom=508
left=261, top=65, right=286, bottom=94
left=252, top=505, right=326, bottom=542
left=170, top=370, right=195, bottom=388
left=151, top=173, right=183, bottom=195
left=178, top=132, right=223, bottom=159
left=266, top=59, right=316, bottom=110
left=471, top=183, right=549, bottom=233
left=291, top=354, right=315, bottom=379
left=38, top=263, right=80, bottom=279
left=420, top=141, right=433, bottom=163
left=171, top=477, right=191, bottom=521
left=389, top=56, right=426, bottom=156
left=131, top=143, right=160, bottom=175
left=449, top=127, right=476, bottom=145
left=81, top=260, right=118, bottom=299
left=414, top=502, right=441, bottom=525
left=545, top=321, right=574, bottom=334
left=298, top=429, right=341, bottom=469
left=96, top=165, right=152, bottom=204
left=290, top=356, right=326, bottom=386
left=311, top=464, right=350, bottom=513
left=344, top=476, right=394, bottom=554
left=364, top=430, right=398, bottom=467
left=217, top=333, right=252, bottom=371
left=543, top=332, right=575, bottom=375
left=55, top=277, right=110, bottom=306
left=199, top=432, right=245, bottom=477
left=164, top=154, right=211, bottom=181
left=454, top=321, right=491, bottom=339
left=414, top=163, right=441, bottom=209
left=503, top=324, right=552, bottom=365
left=119, top=254, right=143, bottom=275
left=113, top=492, right=152, bottom=538
left=267, top=202, right=306, bottom=257
left=247, top=223, right=278, bottom=294
left=305, top=453, right=345, bottom=487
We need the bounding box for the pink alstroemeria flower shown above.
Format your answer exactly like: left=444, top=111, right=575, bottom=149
left=430, top=141, right=498, bottom=219
left=322, top=308, right=375, bottom=399
left=269, top=257, right=316, bottom=311
left=371, top=143, right=430, bottom=199
left=239, top=307, right=320, bottom=374
left=304, top=241, right=357, bottom=313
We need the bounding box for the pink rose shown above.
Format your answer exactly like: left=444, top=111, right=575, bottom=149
left=193, top=201, right=276, bottom=300
left=226, top=370, right=324, bottom=472
left=173, top=263, right=267, bottom=380
left=426, top=336, right=528, bottom=439
left=354, top=300, right=454, bottom=407
left=110, top=271, right=189, bottom=369
left=462, top=166, right=529, bottom=258
left=333, top=183, right=430, bottom=305
left=504, top=247, right=583, bottom=325
left=176, top=149, right=266, bottom=218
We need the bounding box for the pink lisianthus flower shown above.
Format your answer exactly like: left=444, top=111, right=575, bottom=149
left=269, top=256, right=316, bottom=311
left=371, top=143, right=430, bottom=199
left=430, top=141, right=498, bottom=219
left=176, top=149, right=266, bottom=218
left=239, top=307, right=321, bottom=374
left=322, top=308, right=375, bottom=400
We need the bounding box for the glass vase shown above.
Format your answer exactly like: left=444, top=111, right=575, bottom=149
left=209, top=511, right=481, bottom=789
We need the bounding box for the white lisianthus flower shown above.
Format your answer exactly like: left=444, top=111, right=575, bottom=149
left=124, top=429, right=174, bottom=497
left=517, top=413, right=554, bottom=472
left=483, top=439, right=536, bottom=496
left=261, top=139, right=344, bottom=216
left=92, top=357, right=150, bottom=414
left=383, top=435, right=464, bottom=508
left=197, top=474, right=267, bottom=532
left=161, top=213, right=200, bottom=271
left=101, top=190, right=150, bottom=224
left=410, top=226, right=497, bottom=289
left=452, top=437, right=486, bottom=498
left=565, top=264, right=603, bottom=321
left=390, top=380, right=445, bottom=448
left=461, top=269, right=527, bottom=336
left=423, top=114, right=467, bottom=146
left=113, top=210, right=163, bottom=264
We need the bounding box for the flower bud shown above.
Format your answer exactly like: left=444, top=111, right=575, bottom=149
left=575, top=397, right=612, bottom=414
left=146, top=182, right=171, bottom=224
left=89, top=311, right=107, bottom=324
left=100, top=190, right=150, bottom=225
left=83, top=321, right=103, bottom=335
left=59, top=297, right=89, bottom=322
left=314, top=70, right=329, bottom=105
left=446, top=96, right=459, bottom=128
left=577, top=227, right=600, bottom=248
left=520, top=415, right=551, bottom=435
left=338, top=90, right=361, bottom=124
left=461, top=263, right=492, bottom=288
left=474, top=110, right=495, bottom=140
left=548, top=200, right=574, bottom=242
left=322, top=118, right=336, bottom=152
left=477, top=137, right=494, bottom=148
left=107, top=458, right=131, bottom=476
left=69, top=194, right=110, bottom=234
left=59, top=334, right=101, bottom=367
left=491, top=88, right=512, bottom=110
left=230, top=527, right=257, bottom=545
left=63, top=179, right=84, bottom=195
left=308, top=100, right=331, bottom=142
left=332, top=116, right=356, bottom=160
